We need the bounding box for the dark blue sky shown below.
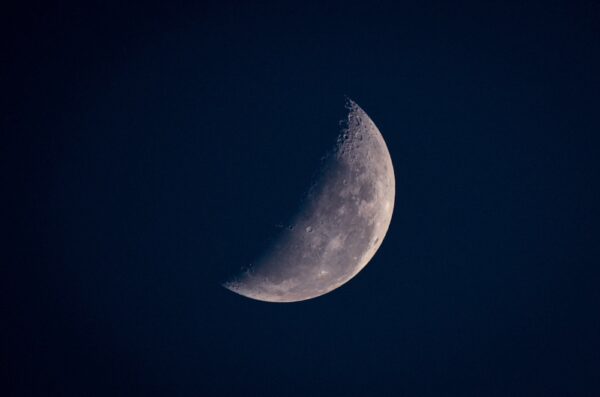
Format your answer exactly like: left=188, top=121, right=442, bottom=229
left=4, top=1, right=600, bottom=396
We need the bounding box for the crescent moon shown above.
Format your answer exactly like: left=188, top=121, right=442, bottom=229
left=224, top=100, right=395, bottom=302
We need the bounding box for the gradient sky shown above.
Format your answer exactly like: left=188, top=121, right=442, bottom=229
left=4, top=1, right=600, bottom=396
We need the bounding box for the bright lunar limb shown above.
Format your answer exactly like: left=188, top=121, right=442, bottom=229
left=224, top=100, right=395, bottom=302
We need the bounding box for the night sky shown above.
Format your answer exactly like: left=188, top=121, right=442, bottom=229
left=3, top=1, right=600, bottom=396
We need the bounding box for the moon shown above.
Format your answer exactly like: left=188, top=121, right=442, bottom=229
left=224, top=100, right=395, bottom=302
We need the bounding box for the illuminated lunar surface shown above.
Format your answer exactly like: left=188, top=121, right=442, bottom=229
left=224, top=100, right=395, bottom=302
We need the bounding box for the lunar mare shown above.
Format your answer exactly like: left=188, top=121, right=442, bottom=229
left=224, top=100, right=395, bottom=302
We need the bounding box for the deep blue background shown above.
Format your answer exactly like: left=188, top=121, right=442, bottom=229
left=3, top=1, right=600, bottom=396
